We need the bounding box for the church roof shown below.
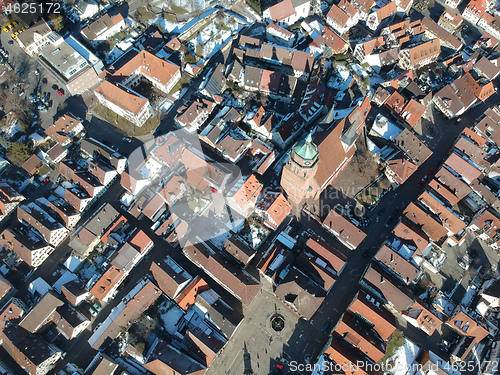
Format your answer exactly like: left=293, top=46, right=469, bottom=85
left=293, top=133, right=318, bottom=160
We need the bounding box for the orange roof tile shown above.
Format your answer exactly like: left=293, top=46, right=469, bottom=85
left=90, top=266, right=124, bottom=301
left=174, top=276, right=209, bottom=311
left=95, top=81, right=149, bottom=116
left=228, top=174, right=262, bottom=209
left=112, top=50, right=180, bottom=87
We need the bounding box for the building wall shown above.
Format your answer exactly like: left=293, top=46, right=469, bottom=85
left=94, top=91, right=153, bottom=127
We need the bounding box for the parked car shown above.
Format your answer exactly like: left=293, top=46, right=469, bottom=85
left=123, top=137, right=132, bottom=143
left=57, top=89, right=64, bottom=97
left=88, top=306, right=98, bottom=317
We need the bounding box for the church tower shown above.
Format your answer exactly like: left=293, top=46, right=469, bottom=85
left=280, top=133, right=320, bottom=207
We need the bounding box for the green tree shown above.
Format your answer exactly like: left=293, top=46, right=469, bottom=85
left=49, top=14, right=64, bottom=32
left=17, top=118, right=30, bottom=134
left=226, top=80, right=236, bottom=90
left=184, top=54, right=196, bottom=64
left=195, top=44, right=203, bottom=57
left=7, top=142, right=33, bottom=167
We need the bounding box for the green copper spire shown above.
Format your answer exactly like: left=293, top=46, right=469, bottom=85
left=293, top=132, right=318, bottom=161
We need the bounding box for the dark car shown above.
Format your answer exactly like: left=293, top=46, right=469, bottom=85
left=362, top=250, right=370, bottom=258
left=387, top=216, right=395, bottom=226
left=52, top=84, right=58, bottom=91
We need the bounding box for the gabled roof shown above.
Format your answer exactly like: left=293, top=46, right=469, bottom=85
left=448, top=308, right=489, bottom=342
left=327, top=3, right=351, bottom=29
left=403, top=203, right=448, bottom=241
left=334, top=312, right=386, bottom=362
left=174, top=276, right=210, bottom=310
left=268, top=0, right=296, bottom=22
left=89, top=266, right=124, bottom=301
left=112, top=50, right=180, bottom=87
left=348, top=290, right=397, bottom=341
left=95, top=81, right=149, bottom=116
left=223, top=235, right=255, bottom=265
left=392, top=218, right=429, bottom=253
left=428, top=179, right=461, bottom=206
left=275, top=267, right=326, bottom=319
left=421, top=17, right=463, bottom=50
left=204, top=253, right=262, bottom=306
left=401, top=99, right=426, bottom=128
left=22, top=154, right=44, bottom=175
left=435, top=167, right=472, bottom=200
left=444, top=152, right=482, bottom=183
left=45, top=113, right=81, bottom=144
left=363, top=263, right=414, bottom=312
left=323, top=210, right=366, bottom=248
left=375, top=245, right=420, bottom=284
left=454, top=136, right=488, bottom=169
left=385, top=155, right=417, bottom=184
left=144, top=342, right=206, bottom=375
left=149, top=257, right=191, bottom=299
left=393, top=129, right=432, bottom=165
left=256, top=192, right=292, bottom=229
left=19, top=292, right=64, bottom=333
left=305, top=234, right=347, bottom=274
left=403, top=301, right=442, bottom=335
left=81, top=13, right=124, bottom=40
left=227, top=174, right=262, bottom=209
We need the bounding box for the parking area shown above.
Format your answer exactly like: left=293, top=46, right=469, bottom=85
left=0, top=28, right=68, bottom=129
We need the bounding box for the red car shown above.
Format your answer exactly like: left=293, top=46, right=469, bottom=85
left=42, top=178, right=49, bottom=185
left=210, top=187, right=217, bottom=193
left=57, top=89, right=64, bottom=97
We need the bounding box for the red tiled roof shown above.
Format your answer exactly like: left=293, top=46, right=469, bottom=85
left=392, top=219, right=429, bottom=253
left=95, top=81, right=149, bottom=116
left=228, top=174, right=262, bottom=209
left=403, top=203, right=448, bottom=241
left=174, top=276, right=209, bottom=311
left=128, top=229, right=153, bottom=254
left=403, top=301, right=442, bottom=335
left=323, top=210, right=366, bottom=248
left=112, top=50, right=180, bottom=87
left=334, top=313, right=386, bottom=362
left=348, top=290, right=396, bottom=341
left=444, top=152, right=482, bottom=183
left=268, top=0, right=296, bottom=22
left=375, top=245, right=421, bottom=284
left=90, top=266, right=124, bottom=301
left=306, top=234, right=347, bottom=274
left=45, top=113, right=81, bottom=144
left=428, top=179, right=461, bottom=206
